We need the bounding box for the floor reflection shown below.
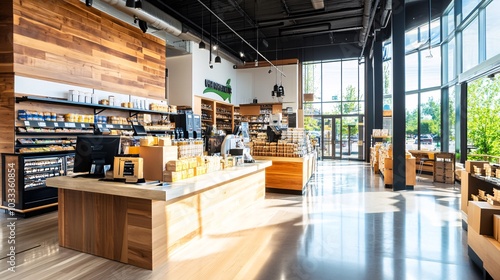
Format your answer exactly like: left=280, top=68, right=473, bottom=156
left=0, top=160, right=483, bottom=280
left=255, top=161, right=481, bottom=280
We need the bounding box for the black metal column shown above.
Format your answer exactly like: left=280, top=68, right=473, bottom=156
left=373, top=39, right=384, bottom=129
left=392, top=0, right=407, bottom=191
left=441, top=88, right=449, bottom=152
left=365, top=54, right=374, bottom=162
left=459, top=82, right=467, bottom=163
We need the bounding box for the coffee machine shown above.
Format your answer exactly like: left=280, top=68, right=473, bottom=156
left=175, top=112, right=194, bottom=139
left=221, top=122, right=254, bottom=163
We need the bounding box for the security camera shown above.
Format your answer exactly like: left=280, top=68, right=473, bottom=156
left=233, top=65, right=237, bottom=69
left=209, top=64, right=213, bottom=69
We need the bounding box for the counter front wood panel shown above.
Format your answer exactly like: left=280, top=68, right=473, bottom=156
left=53, top=162, right=270, bottom=269
left=253, top=155, right=316, bottom=191
left=12, top=0, right=166, bottom=98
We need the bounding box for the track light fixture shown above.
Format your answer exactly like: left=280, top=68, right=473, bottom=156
left=126, top=0, right=142, bottom=8
left=134, top=17, right=148, bottom=33
left=199, top=6, right=205, bottom=49
left=197, top=0, right=286, bottom=77
left=85, top=0, right=92, bottom=6
left=239, top=51, right=245, bottom=58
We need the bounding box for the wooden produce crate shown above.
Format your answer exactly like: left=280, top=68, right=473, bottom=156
left=434, top=152, right=455, bottom=183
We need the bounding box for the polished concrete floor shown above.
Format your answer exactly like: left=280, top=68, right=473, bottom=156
left=0, top=161, right=482, bottom=279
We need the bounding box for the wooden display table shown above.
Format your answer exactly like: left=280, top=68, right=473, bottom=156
left=253, top=152, right=316, bottom=193
left=381, top=157, right=417, bottom=187
left=408, top=150, right=438, bottom=175
left=46, top=160, right=272, bottom=270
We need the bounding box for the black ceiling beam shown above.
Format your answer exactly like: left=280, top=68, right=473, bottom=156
left=256, top=7, right=364, bottom=26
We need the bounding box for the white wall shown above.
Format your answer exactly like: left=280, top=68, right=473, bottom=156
left=167, top=42, right=299, bottom=112
left=192, top=45, right=238, bottom=105
left=236, top=64, right=299, bottom=111
left=167, top=54, right=193, bottom=107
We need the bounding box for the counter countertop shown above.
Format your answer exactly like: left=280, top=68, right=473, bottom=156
left=46, top=160, right=272, bottom=202
left=253, top=151, right=317, bottom=162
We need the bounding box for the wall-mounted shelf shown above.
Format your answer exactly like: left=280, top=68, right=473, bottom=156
left=16, top=96, right=175, bottom=116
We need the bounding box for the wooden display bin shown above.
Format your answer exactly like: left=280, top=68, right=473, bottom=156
left=253, top=152, right=316, bottom=193
left=434, top=152, right=455, bottom=183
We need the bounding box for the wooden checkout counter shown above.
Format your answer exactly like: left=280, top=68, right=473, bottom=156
left=253, top=151, right=317, bottom=193
left=46, top=160, right=271, bottom=270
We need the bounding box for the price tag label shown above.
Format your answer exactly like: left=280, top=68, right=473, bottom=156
left=120, top=125, right=123, bottom=129
left=24, top=121, right=30, bottom=126
left=80, top=123, right=86, bottom=128
left=97, top=124, right=103, bottom=129
left=38, top=122, right=46, bottom=127
left=108, top=125, right=114, bottom=128
left=54, top=123, right=59, bottom=127
left=65, top=123, right=76, bottom=128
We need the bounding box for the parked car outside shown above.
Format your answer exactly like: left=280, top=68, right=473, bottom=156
left=414, top=134, right=433, bottom=145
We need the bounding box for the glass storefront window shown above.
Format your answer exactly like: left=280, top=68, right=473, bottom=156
left=420, top=90, right=441, bottom=151
left=405, top=27, right=419, bottom=52
left=448, top=86, right=456, bottom=152
left=486, top=0, right=500, bottom=59
left=406, top=94, right=418, bottom=150
left=342, top=60, right=359, bottom=102
left=304, top=102, right=321, bottom=115
left=421, top=46, right=441, bottom=88
left=447, top=7, right=455, bottom=36
left=322, top=62, right=341, bottom=101
left=322, top=102, right=341, bottom=115
left=406, top=52, right=419, bottom=91
left=341, top=101, right=359, bottom=115
left=359, top=63, right=365, bottom=101
left=462, top=0, right=479, bottom=19
left=462, top=18, right=479, bottom=72
left=447, top=38, right=456, bottom=82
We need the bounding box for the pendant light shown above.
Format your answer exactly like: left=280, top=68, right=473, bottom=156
left=426, top=0, right=433, bottom=58
left=199, top=6, right=206, bottom=49
left=215, top=19, right=221, bottom=63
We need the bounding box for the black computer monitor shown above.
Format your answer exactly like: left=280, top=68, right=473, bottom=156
left=73, top=135, right=121, bottom=177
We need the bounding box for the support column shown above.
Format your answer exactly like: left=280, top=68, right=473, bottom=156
left=373, top=39, right=384, bottom=129
left=459, top=82, right=467, bottom=163
left=391, top=1, right=407, bottom=191
left=365, top=54, right=374, bottom=162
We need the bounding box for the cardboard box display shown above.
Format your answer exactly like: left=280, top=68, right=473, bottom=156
left=465, top=161, right=489, bottom=173
left=140, top=137, right=155, bottom=146
left=163, top=170, right=182, bottom=182
left=494, top=214, right=500, bottom=242
left=139, top=146, right=178, bottom=181
left=158, top=137, right=172, bottom=146
left=468, top=201, right=500, bottom=236
left=166, top=160, right=183, bottom=172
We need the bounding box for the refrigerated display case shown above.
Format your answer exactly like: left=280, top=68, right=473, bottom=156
left=2, top=152, right=73, bottom=212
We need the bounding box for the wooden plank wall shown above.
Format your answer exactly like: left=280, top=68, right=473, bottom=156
left=0, top=74, right=16, bottom=203
left=12, top=0, right=166, bottom=98
left=0, top=0, right=14, bottom=74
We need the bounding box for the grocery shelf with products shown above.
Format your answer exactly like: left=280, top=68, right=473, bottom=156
left=239, top=103, right=284, bottom=138
left=194, top=96, right=235, bottom=132
left=2, top=152, right=73, bottom=212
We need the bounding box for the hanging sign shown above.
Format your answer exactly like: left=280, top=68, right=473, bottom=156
left=203, top=79, right=232, bottom=102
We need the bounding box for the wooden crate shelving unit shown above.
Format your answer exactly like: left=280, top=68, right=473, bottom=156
left=434, top=152, right=455, bottom=183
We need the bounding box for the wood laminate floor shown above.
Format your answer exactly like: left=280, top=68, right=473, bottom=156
left=0, top=161, right=482, bottom=279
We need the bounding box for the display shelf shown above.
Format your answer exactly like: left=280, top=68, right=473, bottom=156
left=2, top=153, right=73, bottom=211
left=94, top=123, right=132, bottom=130
left=16, top=96, right=175, bottom=116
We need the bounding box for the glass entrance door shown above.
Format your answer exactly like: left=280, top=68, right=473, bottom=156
left=322, top=115, right=365, bottom=160
left=322, top=117, right=342, bottom=159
